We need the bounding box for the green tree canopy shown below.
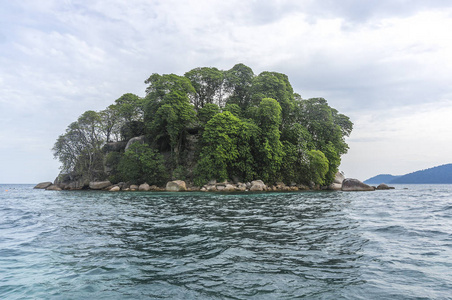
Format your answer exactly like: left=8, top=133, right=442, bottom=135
left=254, top=98, right=284, bottom=183
left=114, top=93, right=143, bottom=123
left=251, top=71, right=295, bottom=127
left=184, top=67, right=225, bottom=110
left=295, top=97, right=353, bottom=183
left=307, top=150, right=329, bottom=186
left=224, top=63, right=254, bottom=108
left=195, top=111, right=259, bottom=185
left=53, top=63, right=353, bottom=188
left=118, top=142, right=168, bottom=185
left=198, top=103, right=220, bottom=125
left=52, top=110, right=105, bottom=178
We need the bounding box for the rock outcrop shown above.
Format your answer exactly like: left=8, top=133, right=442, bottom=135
left=235, top=183, right=247, bottom=192
left=89, top=180, right=112, bottom=190
left=222, top=184, right=236, bottom=192
left=139, top=183, right=151, bottom=191
left=45, top=184, right=62, bottom=191
left=54, top=172, right=92, bottom=190
left=328, top=172, right=345, bottom=190
left=166, top=180, right=187, bottom=191
left=249, top=180, right=266, bottom=191
left=341, top=178, right=375, bottom=191
left=34, top=182, right=53, bottom=189
left=376, top=183, right=395, bottom=190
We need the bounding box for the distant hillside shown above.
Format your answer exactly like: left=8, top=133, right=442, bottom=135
left=364, top=163, right=452, bottom=184
left=391, top=164, right=452, bottom=184
left=364, top=174, right=401, bottom=184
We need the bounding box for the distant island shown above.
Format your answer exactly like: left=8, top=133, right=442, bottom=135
left=47, top=63, right=354, bottom=191
left=364, top=164, right=452, bottom=184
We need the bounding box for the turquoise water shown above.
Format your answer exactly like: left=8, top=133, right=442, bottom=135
left=0, top=184, right=451, bottom=299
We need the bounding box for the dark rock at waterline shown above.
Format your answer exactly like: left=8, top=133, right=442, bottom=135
left=45, top=184, right=62, bottom=191
left=89, top=180, right=112, bottom=190
left=376, top=183, right=395, bottom=190
left=341, top=178, right=375, bottom=191
left=54, top=172, right=91, bottom=190
left=34, top=182, right=52, bottom=189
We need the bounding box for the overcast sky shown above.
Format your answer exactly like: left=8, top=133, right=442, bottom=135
left=1, top=0, right=452, bottom=184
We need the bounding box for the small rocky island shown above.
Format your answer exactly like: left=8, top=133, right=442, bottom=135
left=36, top=64, right=395, bottom=193
left=36, top=173, right=394, bottom=192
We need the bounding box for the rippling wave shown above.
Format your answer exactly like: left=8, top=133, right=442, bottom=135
left=1, top=184, right=451, bottom=299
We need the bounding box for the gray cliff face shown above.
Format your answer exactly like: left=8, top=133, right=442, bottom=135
left=54, top=173, right=90, bottom=190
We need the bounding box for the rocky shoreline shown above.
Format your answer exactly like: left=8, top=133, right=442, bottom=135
left=34, top=172, right=394, bottom=192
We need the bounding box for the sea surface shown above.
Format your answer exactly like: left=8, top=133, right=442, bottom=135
left=0, top=184, right=451, bottom=299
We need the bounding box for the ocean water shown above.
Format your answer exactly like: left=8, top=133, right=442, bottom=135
left=0, top=184, right=451, bottom=299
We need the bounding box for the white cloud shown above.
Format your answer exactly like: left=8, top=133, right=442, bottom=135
left=1, top=0, right=452, bottom=183
left=342, top=100, right=452, bottom=179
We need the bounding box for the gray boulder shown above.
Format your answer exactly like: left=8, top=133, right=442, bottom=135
left=328, top=172, right=346, bottom=190
left=235, top=183, right=247, bottom=191
left=376, top=183, right=395, bottom=190
left=45, top=184, right=62, bottom=191
left=328, top=183, right=342, bottom=190
left=297, top=184, right=309, bottom=190
left=149, top=185, right=162, bottom=191
left=341, top=178, right=375, bottom=191
left=334, top=171, right=346, bottom=184
left=89, top=180, right=112, bottom=190
left=206, top=184, right=217, bottom=191
left=54, top=173, right=90, bottom=190
left=139, top=183, right=151, bottom=191
left=223, top=184, right=236, bottom=192
left=166, top=180, right=187, bottom=192
left=34, top=182, right=52, bottom=189
left=250, top=180, right=266, bottom=191
left=65, top=180, right=88, bottom=190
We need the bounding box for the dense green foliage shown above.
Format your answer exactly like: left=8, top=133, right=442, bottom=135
left=53, top=64, right=353, bottom=186
left=117, top=142, right=168, bottom=185
left=194, top=111, right=259, bottom=185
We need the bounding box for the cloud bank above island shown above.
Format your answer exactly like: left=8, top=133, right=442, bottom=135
left=1, top=0, right=452, bottom=183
